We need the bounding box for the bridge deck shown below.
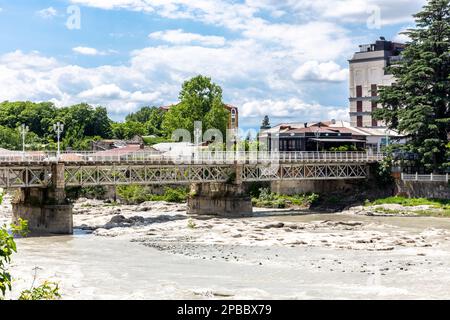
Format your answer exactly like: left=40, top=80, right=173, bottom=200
left=0, top=151, right=384, bottom=165
left=0, top=152, right=381, bottom=188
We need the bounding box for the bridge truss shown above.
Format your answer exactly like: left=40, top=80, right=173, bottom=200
left=241, top=163, right=368, bottom=181
left=0, top=163, right=369, bottom=188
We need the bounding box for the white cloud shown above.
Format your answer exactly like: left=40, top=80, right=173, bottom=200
left=149, top=29, right=226, bottom=47
left=293, top=61, right=348, bottom=82
left=241, top=98, right=349, bottom=125
left=265, top=0, right=425, bottom=25
left=72, top=47, right=116, bottom=56
left=70, top=0, right=426, bottom=27
left=393, top=27, right=413, bottom=43
left=0, top=51, right=164, bottom=114
left=36, top=7, right=57, bottom=19
left=0, top=47, right=344, bottom=123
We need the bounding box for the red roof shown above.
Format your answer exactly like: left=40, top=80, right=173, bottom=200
left=92, top=145, right=142, bottom=157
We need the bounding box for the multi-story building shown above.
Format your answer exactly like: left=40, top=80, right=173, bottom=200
left=349, top=37, right=404, bottom=128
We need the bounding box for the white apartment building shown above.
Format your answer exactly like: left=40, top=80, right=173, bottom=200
left=349, top=37, right=405, bottom=128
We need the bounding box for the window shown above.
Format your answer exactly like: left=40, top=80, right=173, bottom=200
left=371, top=101, right=378, bottom=111
left=357, top=101, right=363, bottom=112
left=357, top=116, right=363, bottom=127
left=372, top=118, right=378, bottom=127
left=371, top=84, right=378, bottom=97
left=356, top=85, right=363, bottom=97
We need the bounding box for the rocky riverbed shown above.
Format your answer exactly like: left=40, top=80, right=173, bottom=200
left=3, top=195, right=450, bottom=299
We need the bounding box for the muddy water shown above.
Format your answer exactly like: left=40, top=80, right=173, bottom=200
left=7, top=213, right=450, bottom=300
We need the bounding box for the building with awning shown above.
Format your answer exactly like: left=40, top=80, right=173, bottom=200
left=260, top=120, right=404, bottom=152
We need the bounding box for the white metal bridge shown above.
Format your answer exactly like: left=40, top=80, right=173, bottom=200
left=0, top=151, right=384, bottom=188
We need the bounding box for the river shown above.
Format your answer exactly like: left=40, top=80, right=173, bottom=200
left=7, top=210, right=450, bottom=300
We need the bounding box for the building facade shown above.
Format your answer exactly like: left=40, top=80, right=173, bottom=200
left=260, top=121, right=367, bottom=152
left=349, top=38, right=404, bottom=128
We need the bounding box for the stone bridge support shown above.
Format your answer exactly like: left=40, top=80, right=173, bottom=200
left=12, top=163, right=73, bottom=234
left=187, top=164, right=253, bottom=216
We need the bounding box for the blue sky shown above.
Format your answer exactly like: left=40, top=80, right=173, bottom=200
left=0, top=0, right=426, bottom=131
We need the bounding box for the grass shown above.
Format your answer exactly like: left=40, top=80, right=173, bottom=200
left=367, top=196, right=450, bottom=218
left=366, top=196, right=450, bottom=209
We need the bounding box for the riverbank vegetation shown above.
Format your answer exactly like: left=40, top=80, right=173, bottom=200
left=365, top=196, right=450, bottom=217
left=251, top=188, right=320, bottom=209
left=116, top=185, right=189, bottom=204
left=366, top=196, right=450, bottom=209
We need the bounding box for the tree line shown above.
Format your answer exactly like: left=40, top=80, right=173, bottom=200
left=0, top=75, right=230, bottom=151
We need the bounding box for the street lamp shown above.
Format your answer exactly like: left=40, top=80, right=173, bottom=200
left=19, top=124, right=29, bottom=160
left=385, top=128, right=390, bottom=148
left=53, top=122, right=64, bottom=159
left=314, top=127, right=321, bottom=152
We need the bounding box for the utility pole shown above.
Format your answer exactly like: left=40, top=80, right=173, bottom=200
left=53, top=122, right=64, bottom=160
left=19, top=124, right=29, bottom=160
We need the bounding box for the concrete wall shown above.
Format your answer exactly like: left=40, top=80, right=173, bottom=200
left=12, top=203, right=73, bottom=234
left=395, top=180, right=450, bottom=199
left=187, top=183, right=252, bottom=216
left=270, top=180, right=358, bottom=195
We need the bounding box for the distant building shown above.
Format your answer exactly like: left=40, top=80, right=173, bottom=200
left=159, top=103, right=239, bottom=130
left=349, top=37, right=405, bottom=128
left=260, top=120, right=404, bottom=152
left=260, top=121, right=366, bottom=152
left=91, top=135, right=145, bottom=151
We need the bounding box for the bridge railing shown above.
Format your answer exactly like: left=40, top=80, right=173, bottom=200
left=0, top=152, right=49, bottom=163
left=0, top=151, right=385, bottom=164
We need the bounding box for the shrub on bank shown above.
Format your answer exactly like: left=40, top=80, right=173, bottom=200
left=366, top=196, right=450, bottom=209
left=251, top=188, right=320, bottom=209
left=116, top=185, right=188, bottom=204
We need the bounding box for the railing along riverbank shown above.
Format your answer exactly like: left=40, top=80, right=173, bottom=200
left=402, top=173, right=449, bottom=183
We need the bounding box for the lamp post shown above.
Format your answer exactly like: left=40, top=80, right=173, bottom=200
left=193, top=123, right=202, bottom=163
left=53, top=122, right=64, bottom=160
left=314, top=127, right=321, bottom=152
left=19, top=124, right=29, bottom=160
left=385, top=128, right=390, bottom=148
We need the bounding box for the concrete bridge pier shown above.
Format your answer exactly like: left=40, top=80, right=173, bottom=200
left=12, top=163, right=73, bottom=234
left=187, top=165, right=253, bottom=216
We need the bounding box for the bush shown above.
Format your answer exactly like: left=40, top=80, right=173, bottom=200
left=1, top=219, right=28, bottom=298
left=66, top=186, right=107, bottom=201
left=163, top=187, right=188, bottom=203
left=19, top=281, right=61, bottom=300
left=252, top=188, right=319, bottom=209
left=116, top=185, right=188, bottom=204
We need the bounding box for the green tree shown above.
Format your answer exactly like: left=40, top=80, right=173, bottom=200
left=374, top=0, right=450, bottom=172
left=112, top=121, right=146, bottom=140
left=162, top=75, right=229, bottom=138
left=0, top=101, right=57, bottom=138
left=126, top=106, right=166, bottom=136
left=261, top=115, right=271, bottom=129
left=0, top=126, right=21, bottom=150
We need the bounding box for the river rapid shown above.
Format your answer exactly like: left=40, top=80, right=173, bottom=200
left=2, top=196, right=450, bottom=300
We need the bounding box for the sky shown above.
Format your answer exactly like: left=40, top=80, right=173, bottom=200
left=0, top=0, right=426, bottom=131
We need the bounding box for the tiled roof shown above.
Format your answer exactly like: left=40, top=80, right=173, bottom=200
left=92, top=144, right=143, bottom=156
